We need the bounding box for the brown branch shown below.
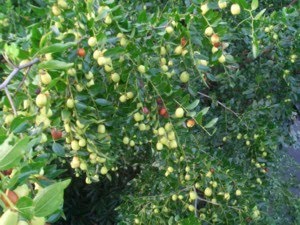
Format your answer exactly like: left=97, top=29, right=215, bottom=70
left=0, top=57, right=40, bottom=116
left=0, top=57, right=40, bottom=90
left=198, top=92, right=240, bottom=118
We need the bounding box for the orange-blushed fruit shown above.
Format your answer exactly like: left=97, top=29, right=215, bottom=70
left=51, top=129, right=63, bottom=140
left=77, top=48, right=86, bottom=57
left=186, top=119, right=195, bottom=128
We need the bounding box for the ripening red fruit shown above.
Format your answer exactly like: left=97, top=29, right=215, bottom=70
left=3, top=169, right=12, bottom=176
left=181, top=37, right=187, bottom=47
left=142, top=107, right=150, bottom=114
left=51, top=129, right=63, bottom=140
left=1, top=190, right=19, bottom=207
left=159, top=107, right=168, bottom=117
left=77, top=48, right=86, bottom=57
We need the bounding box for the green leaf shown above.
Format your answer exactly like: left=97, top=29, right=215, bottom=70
left=103, top=47, right=124, bottom=57
left=33, top=179, right=71, bottom=217
left=251, top=0, right=259, bottom=10
left=185, top=100, right=200, bottom=110
left=0, top=136, right=30, bottom=170
left=95, top=98, right=112, bottom=106
left=52, top=143, right=65, bottom=157
left=16, top=196, right=34, bottom=220
left=10, top=116, right=34, bottom=133
left=200, top=107, right=210, bottom=116
left=254, top=9, right=266, bottom=20
left=38, top=60, right=73, bottom=71
left=204, top=118, right=218, bottom=128
left=38, top=42, right=76, bottom=54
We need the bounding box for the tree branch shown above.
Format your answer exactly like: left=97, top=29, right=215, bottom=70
left=4, top=87, right=17, bottom=116
left=198, top=92, right=240, bottom=118
left=0, top=57, right=40, bottom=90
left=0, top=57, right=40, bottom=116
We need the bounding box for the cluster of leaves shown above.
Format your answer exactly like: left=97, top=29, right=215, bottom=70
left=0, top=0, right=299, bottom=224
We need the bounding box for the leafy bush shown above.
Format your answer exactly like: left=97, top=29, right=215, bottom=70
left=0, top=0, right=299, bottom=224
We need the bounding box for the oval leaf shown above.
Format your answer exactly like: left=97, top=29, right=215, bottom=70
left=38, top=42, right=76, bottom=54
left=33, top=179, right=71, bottom=217
left=204, top=118, right=218, bottom=128
left=38, top=60, right=74, bottom=71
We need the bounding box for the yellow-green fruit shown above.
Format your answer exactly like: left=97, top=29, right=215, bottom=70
left=126, top=92, right=134, bottom=99
left=188, top=205, right=195, bottom=212
left=174, top=45, right=183, bottom=55
left=67, top=68, right=76, bottom=76
left=231, top=4, right=241, bottom=15
left=180, top=71, right=189, bottom=83
left=100, top=166, right=108, bottom=175
left=36, top=93, right=47, bottom=108
left=201, top=3, right=209, bottom=15
left=119, top=95, right=127, bottom=103
left=31, top=217, right=45, bottom=225
left=204, top=187, right=212, bottom=197
left=205, top=27, right=214, bottom=36
left=0, top=209, right=18, bottom=225
left=218, top=54, right=226, bottom=63
left=98, top=124, right=106, bottom=134
left=235, top=189, right=242, bottom=196
left=88, top=36, right=97, bottom=47
left=4, top=114, right=14, bottom=125
left=52, top=5, right=61, bottom=16
left=189, top=191, right=197, bottom=200
left=40, top=71, right=52, bottom=85
left=156, top=142, right=163, bottom=150
left=138, top=65, right=146, bottom=74
left=66, top=98, right=75, bottom=108
left=70, top=156, right=80, bottom=168
left=71, top=140, right=80, bottom=151
left=158, top=127, right=165, bottom=136
left=160, top=46, right=167, bottom=55
left=123, top=136, right=130, bottom=145
left=58, top=0, right=68, bottom=9
left=218, top=0, right=227, bottom=9
left=175, top=107, right=184, bottom=118
left=111, top=73, right=120, bottom=83
left=165, top=26, right=174, bottom=34
left=104, top=15, right=112, bottom=24
left=79, top=139, right=86, bottom=147
left=171, top=194, right=177, bottom=201
left=133, top=112, right=143, bottom=122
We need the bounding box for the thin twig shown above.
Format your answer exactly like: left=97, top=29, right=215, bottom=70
left=0, top=57, right=40, bottom=116
left=287, top=0, right=298, bottom=7
left=198, top=92, right=240, bottom=118
left=0, top=57, right=40, bottom=90
left=4, top=87, right=17, bottom=116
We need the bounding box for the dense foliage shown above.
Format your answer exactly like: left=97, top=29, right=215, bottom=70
left=0, top=0, right=299, bottom=224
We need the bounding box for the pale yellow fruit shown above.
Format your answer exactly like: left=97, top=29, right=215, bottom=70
left=123, top=136, right=130, bottom=145
left=66, top=98, right=75, bottom=108
left=201, top=3, right=209, bottom=15
left=126, top=92, right=134, bottom=99
left=88, top=36, right=97, bottom=47
left=205, top=27, right=214, bottom=36
left=218, top=0, right=227, bottom=9
left=180, top=71, right=189, bottom=83
left=98, top=124, right=106, bottom=133
left=174, top=45, right=183, bottom=55
left=52, top=5, right=61, bottom=16
left=160, top=46, right=167, bottom=55
left=165, top=26, right=174, bottom=34
left=156, top=142, right=163, bottom=150
left=171, top=194, right=177, bottom=201
left=0, top=209, right=18, bottom=225
left=71, top=140, right=80, bottom=151
left=36, top=93, right=47, bottom=108
left=100, top=166, right=108, bottom=175
left=40, top=71, right=52, bottom=85
left=119, top=95, right=127, bottom=103
left=235, top=189, right=242, bottom=196
left=175, top=107, right=184, bottom=118
left=138, top=65, right=146, bottom=74
left=104, top=15, right=112, bottom=24
left=218, top=54, right=226, bottom=63
left=14, top=184, right=30, bottom=198
left=189, top=191, right=197, bottom=200
left=204, top=187, right=212, bottom=197
left=231, top=4, right=241, bottom=15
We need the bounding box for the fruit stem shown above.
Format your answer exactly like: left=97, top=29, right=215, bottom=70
left=0, top=190, right=17, bottom=210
